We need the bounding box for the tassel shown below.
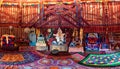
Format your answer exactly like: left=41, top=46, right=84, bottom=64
left=75, top=29, right=78, bottom=37
left=80, top=28, right=83, bottom=44
left=36, top=28, right=40, bottom=37
left=72, top=29, right=75, bottom=37
left=1, top=37, right=2, bottom=47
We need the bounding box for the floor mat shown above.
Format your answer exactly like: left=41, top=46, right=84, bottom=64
left=79, top=52, right=120, bottom=67
left=0, top=51, right=41, bottom=65
left=0, top=53, right=24, bottom=62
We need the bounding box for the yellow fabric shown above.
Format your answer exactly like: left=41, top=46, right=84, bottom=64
left=0, top=0, right=3, bottom=6
left=75, top=29, right=78, bottom=37
left=1, top=34, right=15, bottom=45
left=36, top=28, right=40, bottom=37
left=79, top=28, right=83, bottom=40
left=0, top=54, right=24, bottom=62
left=72, top=29, right=75, bottom=37
left=0, top=38, right=2, bottom=47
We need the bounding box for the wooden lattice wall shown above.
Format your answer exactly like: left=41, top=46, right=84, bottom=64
left=0, top=27, right=28, bottom=40
left=0, top=2, right=120, bottom=33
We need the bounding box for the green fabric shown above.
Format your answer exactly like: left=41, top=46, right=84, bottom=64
left=79, top=52, right=120, bottom=67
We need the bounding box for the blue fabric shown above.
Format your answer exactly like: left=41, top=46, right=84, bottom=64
left=0, top=52, right=40, bottom=65
left=24, top=66, right=32, bottom=69
left=52, top=41, right=58, bottom=45
left=69, top=42, right=76, bottom=47
left=62, top=67, right=72, bottom=69
left=29, top=33, right=36, bottom=46
left=29, top=42, right=36, bottom=46
left=102, top=43, right=109, bottom=49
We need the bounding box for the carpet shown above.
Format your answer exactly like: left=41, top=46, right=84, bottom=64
left=1, top=51, right=120, bottom=69
left=71, top=53, right=85, bottom=62
left=79, top=52, right=120, bottom=67
left=0, top=51, right=41, bottom=65
left=0, top=53, right=24, bottom=62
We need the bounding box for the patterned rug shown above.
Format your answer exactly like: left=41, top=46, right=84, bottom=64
left=0, top=53, right=24, bottom=62
left=79, top=52, right=120, bottom=67
left=0, top=51, right=41, bottom=65
left=71, top=53, right=85, bottom=62
left=1, top=51, right=120, bottom=69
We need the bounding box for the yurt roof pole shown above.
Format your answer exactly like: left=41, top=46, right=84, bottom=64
left=41, top=1, right=44, bottom=24
left=74, top=0, right=78, bottom=25
left=32, top=0, right=43, bottom=27
left=74, top=0, right=82, bottom=37
left=37, top=1, right=40, bottom=24
left=18, top=0, right=23, bottom=27
left=104, top=0, right=109, bottom=44
left=57, top=0, right=62, bottom=28
left=74, top=0, right=82, bottom=28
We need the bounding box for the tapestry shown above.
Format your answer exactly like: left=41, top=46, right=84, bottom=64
left=0, top=54, right=24, bottom=62
left=85, top=33, right=100, bottom=52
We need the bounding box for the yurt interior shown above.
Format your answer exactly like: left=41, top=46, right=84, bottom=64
left=0, top=0, right=120, bottom=69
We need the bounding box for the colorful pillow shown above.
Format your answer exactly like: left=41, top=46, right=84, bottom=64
left=1, top=34, right=15, bottom=47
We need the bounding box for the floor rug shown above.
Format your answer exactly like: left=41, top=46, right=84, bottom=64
left=0, top=53, right=24, bottom=62
left=79, top=52, right=120, bottom=67
left=0, top=51, right=41, bottom=65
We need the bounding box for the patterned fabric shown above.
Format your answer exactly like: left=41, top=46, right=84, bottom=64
left=79, top=52, right=120, bottom=67
left=85, top=33, right=100, bottom=52
left=0, top=52, right=40, bottom=65
left=0, top=54, right=24, bottom=62
left=72, top=53, right=85, bottom=62
left=0, top=51, right=120, bottom=69
left=49, top=66, right=59, bottom=69
left=61, top=66, right=73, bottom=69
left=1, top=34, right=15, bottom=47
left=29, top=33, right=36, bottom=46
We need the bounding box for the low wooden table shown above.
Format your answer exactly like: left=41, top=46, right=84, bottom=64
left=16, top=41, right=29, bottom=46
left=50, top=45, right=68, bottom=52
left=19, top=46, right=36, bottom=51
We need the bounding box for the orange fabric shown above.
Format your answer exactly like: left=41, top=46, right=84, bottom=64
left=49, top=66, right=59, bottom=69
left=0, top=0, right=3, bottom=6
left=3, top=0, right=109, bottom=3
left=0, top=54, right=24, bottom=62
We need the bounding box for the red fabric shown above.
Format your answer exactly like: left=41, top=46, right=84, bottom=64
left=48, top=38, right=56, bottom=45
left=88, top=37, right=98, bottom=44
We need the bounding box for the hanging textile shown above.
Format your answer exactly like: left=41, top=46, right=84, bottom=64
left=36, top=28, right=40, bottom=37
left=75, top=29, right=78, bottom=37
left=72, top=28, right=78, bottom=37
left=105, top=27, right=109, bottom=44
left=79, top=28, right=83, bottom=44
left=0, top=0, right=3, bottom=6
left=29, top=32, right=36, bottom=46
left=72, top=28, right=75, bottom=37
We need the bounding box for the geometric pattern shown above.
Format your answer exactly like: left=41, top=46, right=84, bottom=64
left=37, top=58, right=54, bottom=65
left=0, top=51, right=120, bottom=69
left=0, top=52, right=41, bottom=65
left=0, top=54, right=24, bottom=62
left=79, top=52, right=120, bottom=67
left=71, top=53, right=85, bottom=62
left=49, top=66, right=59, bottom=69
left=61, top=66, right=73, bottom=69
left=57, top=59, right=73, bottom=65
